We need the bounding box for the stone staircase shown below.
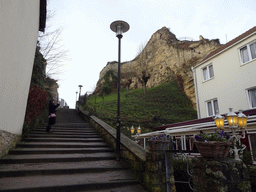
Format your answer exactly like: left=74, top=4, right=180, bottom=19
left=0, top=109, right=148, bottom=192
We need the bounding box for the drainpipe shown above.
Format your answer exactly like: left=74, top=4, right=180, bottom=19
left=191, top=66, right=201, bottom=119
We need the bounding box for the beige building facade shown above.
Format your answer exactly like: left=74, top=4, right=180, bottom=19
left=193, top=27, right=256, bottom=118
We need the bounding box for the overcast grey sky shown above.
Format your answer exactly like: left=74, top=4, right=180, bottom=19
left=46, top=0, right=256, bottom=108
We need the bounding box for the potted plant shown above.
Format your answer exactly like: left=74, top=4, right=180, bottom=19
left=194, top=130, right=231, bottom=157
left=148, top=134, right=169, bottom=151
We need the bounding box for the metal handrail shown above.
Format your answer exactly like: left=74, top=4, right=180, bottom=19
left=165, top=149, right=196, bottom=192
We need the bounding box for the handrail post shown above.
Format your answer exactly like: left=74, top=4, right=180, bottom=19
left=165, top=139, right=176, bottom=192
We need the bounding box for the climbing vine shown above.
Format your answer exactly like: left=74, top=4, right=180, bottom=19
left=23, top=86, right=48, bottom=137
left=30, top=47, right=46, bottom=88
left=100, top=70, right=117, bottom=97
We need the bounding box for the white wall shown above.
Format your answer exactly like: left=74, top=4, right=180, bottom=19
left=0, top=1, right=40, bottom=135
left=194, top=34, right=256, bottom=118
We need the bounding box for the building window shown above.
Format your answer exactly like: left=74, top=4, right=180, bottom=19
left=248, top=87, right=256, bottom=108
left=240, top=41, right=256, bottom=64
left=206, top=99, right=219, bottom=116
left=249, top=134, right=256, bottom=162
left=202, top=64, right=214, bottom=81
left=250, top=42, right=256, bottom=59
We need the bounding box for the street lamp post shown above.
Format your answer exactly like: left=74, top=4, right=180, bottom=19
left=78, top=85, right=83, bottom=101
left=110, top=20, right=129, bottom=161
left=75, top=91, right=78, bottom=108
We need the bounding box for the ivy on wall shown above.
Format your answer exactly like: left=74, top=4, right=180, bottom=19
left=31, top=47, right=46, bottom=88
left=23, top=86, right=48, bottom=136
left=100, top=70, right=117, bottom=96
left=23, top=46, right=57, bottom=137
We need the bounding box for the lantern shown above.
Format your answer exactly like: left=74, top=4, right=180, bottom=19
left=214, top=113, right=225, bottom=129
left=137, top=126, right=141, bottom=135
left=130, top=125, right=135, bottom=134
left=226, top=107, right=238, bottom=128
left=238, top=110, right=247, bottom=129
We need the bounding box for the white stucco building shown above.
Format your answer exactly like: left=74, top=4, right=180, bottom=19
left=0, top=0, right=46, bottom=138
left=192, top=26, right=256, bottom=118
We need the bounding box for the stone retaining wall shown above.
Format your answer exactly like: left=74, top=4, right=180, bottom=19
left=0, top=130, right=21, bottom=157
left=193, top=157, right=251, bottom=192
left=77, top=107, right=172, bottom=192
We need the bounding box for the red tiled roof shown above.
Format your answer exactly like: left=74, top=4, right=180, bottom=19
left=198, top=26, right=256, bottom=65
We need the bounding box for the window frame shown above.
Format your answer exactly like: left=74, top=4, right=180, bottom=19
left=206, top=98, right=219, bottom=117
left=239, top=40, right=256, bottom=65
left=248, top=133, right=256, bottom=163
left=202, top=64, right=214, bottom=82
left=247, top=87, right=256, bottom=109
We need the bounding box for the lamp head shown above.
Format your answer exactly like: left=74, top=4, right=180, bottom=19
left=226, top=107, right=238, bottom=128
left=213, top=113, right=225, bottom=130
left=238, top=109, right=247, bottom=129
left=110, top=20, right=129, bottom=38
left=130, top=125, right=135, bottom=134
left=137, top=126, right=141, bottom=135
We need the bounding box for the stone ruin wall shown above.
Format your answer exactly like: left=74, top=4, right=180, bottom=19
left=45, top=83, right=59, bottom=102
left=97, top=27, right=221, bottom=108
left=0, top=130, right=21, bottom=157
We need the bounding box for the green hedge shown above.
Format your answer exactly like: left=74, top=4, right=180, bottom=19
left=248, top=166, right=256, bottom=191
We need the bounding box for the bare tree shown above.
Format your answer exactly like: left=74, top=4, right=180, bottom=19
left=90, top=84, right=98, bottom=104
left=123, top=61, right=134, bottom=97
left=135, top=41, right=151, bottom=95
left=38, top=8, right=68, bottom=79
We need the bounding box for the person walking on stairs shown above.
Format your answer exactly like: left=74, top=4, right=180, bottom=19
left=46, top=99, right=60, bottom=132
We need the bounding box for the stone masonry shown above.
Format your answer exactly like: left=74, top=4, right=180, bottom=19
left=0, top=130, right=21, bottom=157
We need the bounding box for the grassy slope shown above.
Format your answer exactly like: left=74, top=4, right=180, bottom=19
left=84, top=81, right=197, bottom=134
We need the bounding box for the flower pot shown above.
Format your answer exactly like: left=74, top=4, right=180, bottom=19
left=194, top=141, right=231, bottom=158
left=148, top=140, right=169, bottom=151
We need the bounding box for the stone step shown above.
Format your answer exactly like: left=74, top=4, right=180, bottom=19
left=36, top=126, right=95, bottom=130
left=31, top=130, right=96, bottom=133
left=29, top=131, right=100, bottom=135
left=29, top=132, right=100, bottom=136
left=0, top=160, right=126, bottom=177
left=8, top=147, right=114, bottom=155
left=37, top=126, right=93, bottom=130
left=81, top=185, right=148, bottom=192
left=49, top=123, right=92, bottom=128
left=31, top=129, right=97, bottom=133
left=26, top=134, right=101, bottom=138
left=0, top=170, right=140, bottom=192
left=0, top=153, right=116, bottom=164
left=16, top=142, right=108, bottom=148
left=20, top=137, right=104, bottom=143
left=51, top=125, right=94, bottom=129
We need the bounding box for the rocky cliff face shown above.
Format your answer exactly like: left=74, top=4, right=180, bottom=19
left=97, top=27, right=220, bottom=108
left=45, top=77, right=59, bottom=102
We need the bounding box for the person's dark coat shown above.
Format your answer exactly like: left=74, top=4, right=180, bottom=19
left=48, top=100, right=60, bottom=125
